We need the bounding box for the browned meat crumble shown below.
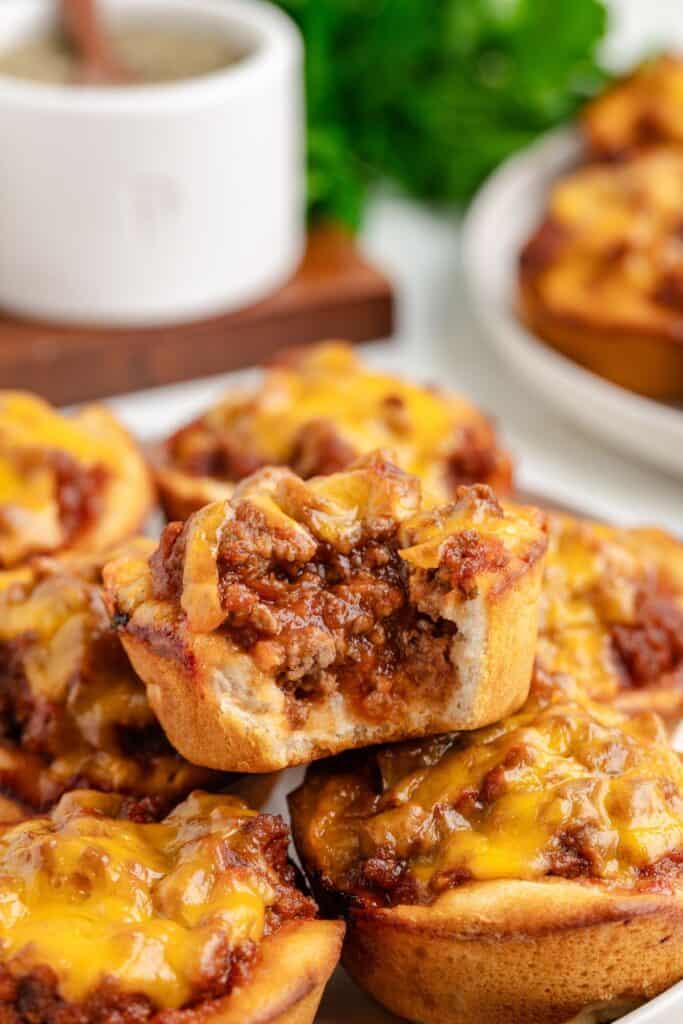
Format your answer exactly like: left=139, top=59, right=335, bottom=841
left=150, top=491, right=510, bottom=725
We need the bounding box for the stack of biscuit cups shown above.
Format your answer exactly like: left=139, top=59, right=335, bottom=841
left=1, top=343, right=683, bottom=1024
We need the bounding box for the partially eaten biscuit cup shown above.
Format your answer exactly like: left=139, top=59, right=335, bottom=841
left=104, top=452, right=546, bottom=773
left=290, top=675, right=683, bottom=1024
left=0, top=789, right=342, bottom=1023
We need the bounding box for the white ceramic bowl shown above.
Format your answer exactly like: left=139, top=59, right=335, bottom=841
left=0, top=0, right=303, bottom=325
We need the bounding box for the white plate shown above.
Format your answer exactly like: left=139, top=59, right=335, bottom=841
left=108, top=348, right=682, bottom=1023
left=461, top=128, right=683, bottom=479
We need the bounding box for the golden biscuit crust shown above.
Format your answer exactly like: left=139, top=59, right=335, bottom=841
left=342, top=883, right=683, bottom=1024
left=105, top=455, right=546, bottom=772
left=518, top=150, right=683, bottom=398
left=290, top=677, right=683, bottom=1023
left=538, top=512, right=683, bottom=724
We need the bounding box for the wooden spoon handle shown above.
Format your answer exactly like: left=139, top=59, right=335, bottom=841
left=60, top=0, right=134, bottom=84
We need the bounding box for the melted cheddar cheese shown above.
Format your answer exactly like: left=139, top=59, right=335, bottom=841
left=0, top=549, right=220, bottom=808
left=0, top=791, right=290, bottom=1009
left=583, top=54, right=683, bottom=158
left=520, top=149, right=683, bottom=341
left=293, top=677, right=683, bottom=902
left=166, top=343, right=511, bottom=503
left=537, top=513, right=683, bottom=705
left=114, top=455, right=545, bottom=639
left=0, top=550, right=148, bottom=719
left=0, top=393, right=109, bottom=466
left=0, top=392, right=118, bottom=567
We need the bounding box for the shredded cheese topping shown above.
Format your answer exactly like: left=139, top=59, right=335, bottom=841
left=168, top=342, right=510, bottom=502
left=0, top=393, right=119, bottom=567
left=0, top=791, right=283, bottom=1009
left=584, top=55, right=683, bottom=156
left=294, top=677, right=683, bottom=900
left=0, top=549, right=215, bottom=806
left=537, top=513, right=683, bottom=703
left=523, top=148, right=683, bottom=334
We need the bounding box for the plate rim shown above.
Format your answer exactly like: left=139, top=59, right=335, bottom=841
left=461, top=126, right=683, bottom=474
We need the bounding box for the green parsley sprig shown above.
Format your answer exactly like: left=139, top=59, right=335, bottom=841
left=276, top=0, right=609, bottom=227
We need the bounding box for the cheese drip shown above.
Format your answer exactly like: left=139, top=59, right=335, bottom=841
left=297, top=678, right=683, bottom=897
left=0, top=791, right=277, bottom=1009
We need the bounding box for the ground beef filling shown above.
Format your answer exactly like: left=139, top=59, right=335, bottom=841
left=0, top=631, right=217, bottom=812
left=0, top=814, right=315, bottom=1023
left=337, top=795, right=683, bottom=910
left=0, top=638, right=74, bottom=809
left=215, top=509, right=460, bottom=724
left=51, top=452, right=108, bottom=544
left=0, top=633, right=126, bottom=760
left=151, top=505, right=517, bottom=724
left=288, top=420, right=357, bottom=479
left=302, top=712, right=683, bottom=909
left=338, top=745, right=607, bottom=907
left=0, top=955, right=257, bottom=1024
left=168, top=417, right=361, bottom=485
left=444, top=424, right=506, bottom=490
left=611, top=588, right=683, bottom=689
left=167, top=421, right=267, bottom=482
left=169, top=412, right=507, bottom=492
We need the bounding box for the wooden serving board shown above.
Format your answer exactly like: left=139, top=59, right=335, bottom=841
left=0, top=226, right=393, bottom=406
